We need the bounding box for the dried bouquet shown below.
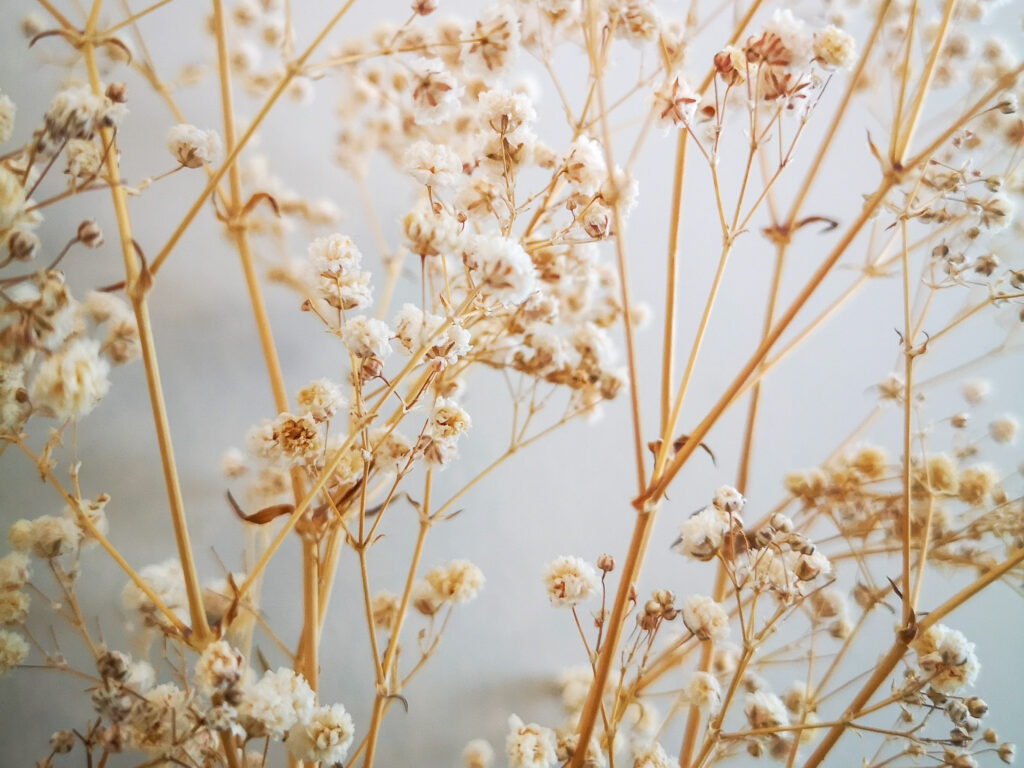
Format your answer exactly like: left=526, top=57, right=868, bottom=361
left=0, top=0, right=1022, bottom=767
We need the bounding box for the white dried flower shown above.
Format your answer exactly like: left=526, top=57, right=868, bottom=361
left=745, top=690, right=790, bottom=729
left=221, top=448, right=247, bottom=478
left=296, top=378, right=345, bottom=422
left=428, top=396, right=471, bottom=441
left=543, top=556, right=599, bottom=607
left=425, top=559, right=485, bottom=603
left=681, top=595, right=730, bottom=641
left=463, top=738, right=495, bottom=768
left=712, top=485, right=745, bottom=515
left=989, top=415, right=1018, bottom=444
left=0, top=629, right=29, bottom=675
left=686, top=671, right=721, bottom=710
left=341, top=316, right=393, bottom=360
left=63, top=493, right=110, bottom=545
left=814, top=25, right=856, bottom=69
left=463, top=233, right=537, bottom=305
left=913, top=624, right=980, bottom=694
left=286, top=703, right=355, bottom=765
left=0, top=165, right=27, bottom=232
left=652, top=78, right=699, bottom=128
left=194, top=640, right=244, bottom=696
left=167, top=124, right=222, bottom=168
left=308, top=234, right=373, bottom=310
left=478, top=88, right=536, bottom=132
left=506, top=714, right=557, bottom=768
left=465, top=6, right=520, bottom=79
left=632, top=741, right=673, bottom=768
left=0, top=553, right=30, bottom=590
left=0, top=91, right=14, bottom=144
left=239, top=667, right=316, bottom=739
left=403, top=140, right=463, bottom=188
left=672, top=506, right=732, bottom=561
left=121, top=559, right=188, bottom=628
left=65, top=138, right=103, bottom=179
left=410, top=57, right=463, bottom=124
left=562, top=136, right=607, bottom=195
left=763, top=9, right=813, bottom=67
left=11, top=515, right=81, bottom=559
left=0, top=590, right=29, bottom=626
left=29, top=339, right=111, bottom=421
left=961, top=378, right=990, bottom=405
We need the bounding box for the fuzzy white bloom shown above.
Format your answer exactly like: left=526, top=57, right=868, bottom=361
left=30, top=339, right=110, bottom=421
left=410, top=57, right=464, bottom=124
left=712, top=485, right=745, bottom=515
left=0, top=590, right=29, bottom=626
left=0, top=629, right=29, bottom=675
left=0, top=553, right=30, bottom=590
left=63, top=493, right=110, bottom=545
left=296, top=378, right=345, bottom=422
left=570, top=322, right=615, bottom=367
left=686, top=671, right=722, bottom=710
left=763, top=9, right=813, bottom=66
left=652, top=78, right=699, bottom=128
left=960, top=378, right=990, bottom=405
left=0, top=165, right=27, bottom=233
left=220, top=448, right=247, bottom=478
left=167, top=124, right=222, bottom=168
left=465, top=5, right=521, bottom=79
left=8, top=515, right=81, bottom=559
left=64, top=138, right=103, bottom=179
left=989, top=415, right=1018, bottom=444
left=562, top=136, right=607, bottom=195
left=194, top=640, right=244, bottom=696
left=341, top=316, right=393, bottom=359
left=402, top=200, right=464, bottom=257
left=478, top=88, right=536, bottom=132
left=286, top=703, right=355, bottom=764
left=463, top=738, right=495, bottom=768
left=425, top=559, right=485, bottom=603
left=913, top=624, right=980, bottom=694
left=0, top=91, right=14, bottom=144
left=121, top=559, right=188, bottom=627
left=126, top=683, right=193, bottom=754
left=392, top=303, right=471, bottom=365
left=814, top=25, right=856, bottom=69
left=672, top=506, right=732, bottom=561
left=403, top=140, right=463, bottom=188
left=506, top=714, right=557, bottom=768
left=428, top=396, right=472, bottom=441
left=744, top=690, right=790, bottom=729
left=308, top=234, right=373, bottom=310
left=239, top=667, right=316, bottom=739
left=681, top=595, right=730, bottom=641
left=43, top=86, right=126, bottom=144
left=463, top=233, right=537, bottom=305
left=632, top=741, right=674, bottom=768
left=543, top=556, right=599, bottom=607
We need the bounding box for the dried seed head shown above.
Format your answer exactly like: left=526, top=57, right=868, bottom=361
left=596, top=553, right=615, bottom=572
left=77, top=219, right=103, bottom=248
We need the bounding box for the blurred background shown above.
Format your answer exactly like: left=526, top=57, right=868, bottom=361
left=1, top=0, right=1021, bottom=764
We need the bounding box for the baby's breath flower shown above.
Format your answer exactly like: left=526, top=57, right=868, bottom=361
left=686, top=671, right=722, bottom=711
left=913, top=624, right=980, bottom=694
left=478, top=88, right=536, bottom=132
left=0, top=165, right=28, bottom=233
left=0, top=553, right=30, bottom=591
left=961, top=378, right=990, bottom=405
left=632, top=741, right=674, bottom=768
left=341, top=316, right=393, bottom=360
left=194, top=640, right=244, bottom=696
left=239, top=667, right=316, bottom=739
left=410, top=57, right=463, bottom=124
left=763, top=9, right=813, bottom=67
left=681, top=595, right=730, bottom=641
left=813, top=25, right=856, bottom=69
left=562, top=136, right=607, bottom=195
left=10, top=515, right=81, bottom=559
left=543, top=556, right=599, bottom=607
left=463, top=233, right=537, bottom=306
left=121, top=559, right=188, bottom=629
left=220, top=448, right=247, bottom=478
left=65, top=138, right=103, bottom=179
left=0, top=629, right=29, bottom=675
left=370, top=590, right=399, bottom=631
left=295, top=378, right=345, bottom=422
left=958, top=464, right=1000, bottom=505
left=286, top=703, right=355, bottom=765
left=29, top=338, right=111, bottom=421
left=989, top=415, right=1018, bottom=444
left=308, top=234, right=373, bottom=310
left=745, top=690, right=790, bottom=729
left=428, top=396, right=471, bottom=441
left=465, top=6, right=520, bottom=79
left=0, top=91, right=14, bottom=144
left=167, top=124, right=222, bottom=168
left=425, top=559, right=485, bottom=603
left=672, top=506, right=734, bottom=561
left=652, top=78, right=699, bottom=128
left=63, top=493, right=110, bottom=545
left=403, top=140, right=463, bottom=188
left=0, top=590, right=29, bottom=626
left=506, top=714, right=557, bottom=768
left=464, top=738, right=495, bottom=768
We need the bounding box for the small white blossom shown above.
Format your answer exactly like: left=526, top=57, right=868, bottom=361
left=543, top=556, right=599, bottom=607
left=341, top=316, right=393, bottom=359
left=0, top=629, right=29, bottom=675
left=686, top=671, right=721, bottom=711
left=463, top=233, right=537, bottom=305
left=296, top=378, right=345, bottom=422
left=463, top=738, right=495, bottom=768
left=425, top=559, right=485, bottom=603
left=506, top=714, right=557, bottom=768
left=681, top=595, right=730, bottom=641
left=239, top=667, right=316, bottom=739
left=29, top=339, right=111, bottom=421
left=194, top=640, right=244, bottom=696
left=167, top=124, right=222, bottom=168
left=286, top=703, right=355, bottom=765
left=814, top=25, right=856, bottom=69
left=403, top=140, right=463, bottom=188
left=745, top=690, right=789, bottom=729
left=913, top=624, right=980, bottom=694
left=989, top=415, right=1018, bottom=444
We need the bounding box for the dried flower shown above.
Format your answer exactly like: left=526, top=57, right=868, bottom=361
left=167, top=124, right=222, bottom=168
left=506, top=714, right=557, bottom=768
left=425, top=559, right=485, bottom=603
left=0, top=629, right=29, bottom=675
left=194, top=640, right=244, bottom=696
left=30, top=339, right=111, bottom=421
left=463, top=738, right=495, bottom=768
left=286, top=703, right=355, bottom=765
left=543, top=556, right=599, bottom=607
left=681, top=594, right=730, bottom=641
left=238, top=667, right=316, bottom=739
left=814, top=25, right=856, bottom=69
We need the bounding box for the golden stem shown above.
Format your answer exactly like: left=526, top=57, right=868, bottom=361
left=81, top=13, right=210, bottom=642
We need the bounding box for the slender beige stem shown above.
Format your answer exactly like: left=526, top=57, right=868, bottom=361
left=81, top=14, right=210, bottom=642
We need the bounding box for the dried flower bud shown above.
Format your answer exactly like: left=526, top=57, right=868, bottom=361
left=412, top=0, right=437, bottom=15
left=596, top=553, right=614, bottom=572
left=49, top=731, right=74, bottom=754
left=6, top=230, right=39, bottom=261
left=105, top=82, right=127, bottom=103
left=77, top=219, right=103, bottom=248
left=965, top=697, right=988, bottom=718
